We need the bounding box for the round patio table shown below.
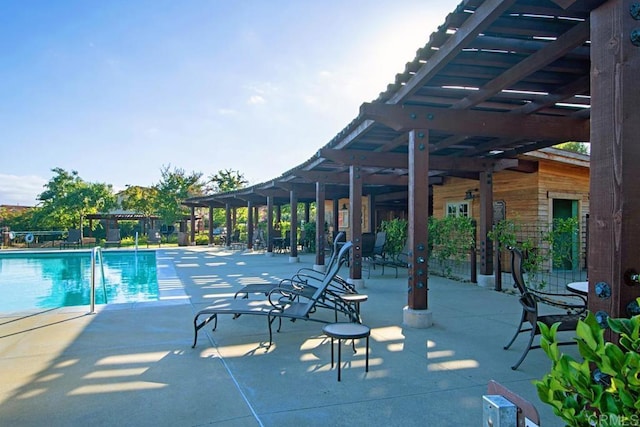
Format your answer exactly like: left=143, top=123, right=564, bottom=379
left=566, top=281, right=588, bottom=296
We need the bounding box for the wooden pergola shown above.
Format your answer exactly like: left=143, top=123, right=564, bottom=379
left=185, top=0, right=639, bottom=330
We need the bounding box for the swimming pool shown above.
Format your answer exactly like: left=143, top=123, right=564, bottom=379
left=0, top=250, right=159, bottom=312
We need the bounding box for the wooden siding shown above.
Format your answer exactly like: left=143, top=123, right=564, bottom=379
left=432, top=156, right=590, bottom=238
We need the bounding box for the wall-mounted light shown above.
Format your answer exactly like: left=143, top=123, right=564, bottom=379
left=464, top=188, right=479, bottom=200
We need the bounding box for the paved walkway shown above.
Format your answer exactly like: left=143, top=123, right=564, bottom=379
left=0, top=246, right=573, bottom=426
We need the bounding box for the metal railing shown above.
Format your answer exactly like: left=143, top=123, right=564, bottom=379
left=89, top=246, right=108, bottom=314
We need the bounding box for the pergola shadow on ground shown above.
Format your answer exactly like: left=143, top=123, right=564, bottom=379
left=0, top=247, right=575, bottom=426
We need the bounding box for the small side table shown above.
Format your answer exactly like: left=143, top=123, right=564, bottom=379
left=338, top=293, right=368, bottom=323
left=322, top=322, right=370, bottom=381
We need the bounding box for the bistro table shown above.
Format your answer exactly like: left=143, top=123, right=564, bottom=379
left=566, top=281, right=588, bottom=296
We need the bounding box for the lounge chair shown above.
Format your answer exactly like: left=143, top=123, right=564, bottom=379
left=234, top=232, right=352, bottom=299
left=360, top=232, right=377, bottom=278
left=503, top=246, right=587, bottom=370
left=375, top=240, right=410, bottom=278
left=192, top=241, right=356, bottom=348
left=59, top=229, right=82, bottom=250
left=105, top=229, right=121, bottom=248
left=147, top=229, right=162, bottom=248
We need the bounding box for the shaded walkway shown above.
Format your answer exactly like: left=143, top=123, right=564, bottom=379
left=0, top=247, right=574, bottom=426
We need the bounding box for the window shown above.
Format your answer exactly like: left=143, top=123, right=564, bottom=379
left=446, top=201, right=470, bottom=218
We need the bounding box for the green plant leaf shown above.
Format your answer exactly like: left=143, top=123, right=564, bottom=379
left=576, top=318, right=598, bottom=350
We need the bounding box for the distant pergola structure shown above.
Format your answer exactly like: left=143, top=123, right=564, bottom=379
left=184, top=0, right=639, bottom=331
left=84, top=213, right=159, bottom=235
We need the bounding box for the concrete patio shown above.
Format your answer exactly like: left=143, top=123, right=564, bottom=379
left=0, top=246, right=575, bottom=426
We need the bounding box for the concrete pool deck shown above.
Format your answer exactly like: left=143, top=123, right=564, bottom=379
left=0, top=246, right=573, bottom=426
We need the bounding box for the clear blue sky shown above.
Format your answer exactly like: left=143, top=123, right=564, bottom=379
left=1, top=0, right=460, bottom=206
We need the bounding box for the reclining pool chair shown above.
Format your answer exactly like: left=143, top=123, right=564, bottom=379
left=147, top=229, right=162, bottom=247
left=192, top=241, right=355, bottom=348
left=105, top=229, right=121, bottom=248
left=60, top=229, right=82, bottom=250
left=504, top=246, right=587, bottom=370
left=234, top=231, right=353, bottom=299
left=375, top=240, right=410, bottom=278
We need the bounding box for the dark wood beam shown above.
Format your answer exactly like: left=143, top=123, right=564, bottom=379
left=388, top=0, right=518, bottom=103
left=453, top=21, right=590, bottom=110
left=359, top=103, right=589, bottom=142
left=549, top=0, right=577, bottom=8
left=294, top=170, right=408, bottom=186
left=511, top=75, right=590, bottom=115
left=319, top=148, right=518, bottom=172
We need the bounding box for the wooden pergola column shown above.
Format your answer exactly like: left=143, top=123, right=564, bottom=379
left=349, top=165, right=364, bottom=287
left=208, top=206, right=213, bottom=245
left=405, top=129, right=432, bottom=327
left=247, top=201, right=254, bottom=250
left=289, top=190, right=298, bottom=261
left=266, top=196, right=274, bottom=255
left=368, top=193, right=376, bottom=232
left=315, top=182, right=326, bottom=270
left=589, top=0, right=640, bottom=334
left=478, top=170, right=494, bottom=285
left=224, top=203, right=232, bottom=247
left=332, top=199, right=339, bottom=240
left=190, top=206, right=196, bottom=245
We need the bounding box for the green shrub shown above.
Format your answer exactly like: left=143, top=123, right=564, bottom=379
left=428, top=216, right=475, bottom=277
left=195, top=234, right=209, bottom=245
left=302, top=221, right=316, bottom=252
left=380, top=218, right=408, bottom=258
left=535, top=302, right=640, bottom=426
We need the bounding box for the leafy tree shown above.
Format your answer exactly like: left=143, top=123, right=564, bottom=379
left=554, top=141, right=589, bottom=154
left=37, top=168, right=116, bottom=234
left=0, top=206, right=37, bottom=231
left=206, top=169, right=247, bottom=194
left=206, top=169, right=248, bottom=232
left=120, top=185, right=158, bottom=232
left=153, top=165, right=203, bottom=227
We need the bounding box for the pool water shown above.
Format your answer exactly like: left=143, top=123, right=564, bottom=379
left=0, top=251, right=159, bottom=312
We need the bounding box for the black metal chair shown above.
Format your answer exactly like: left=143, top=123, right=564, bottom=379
left=504, top=246, right=587, bottom=370
left=360, top=233, right=377, bottom=278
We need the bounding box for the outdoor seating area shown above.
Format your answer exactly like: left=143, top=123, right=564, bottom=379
left=4, top=0, right=639, bottom=423
left=192, top=241, right=358, bottom=348
left=0, top=246, right=575, bottom=426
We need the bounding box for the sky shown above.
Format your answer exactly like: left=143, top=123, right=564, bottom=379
left=0, top=0, right=460, bottom=206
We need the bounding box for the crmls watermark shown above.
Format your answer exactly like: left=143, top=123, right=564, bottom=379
left=587, top=414, right=640, bottom=426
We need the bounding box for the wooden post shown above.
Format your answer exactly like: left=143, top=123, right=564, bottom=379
left=332, top=199, right=339, bottom=240
left=225, top=204, right=232, bottom=247
left=290, top=190, right=298, bottom=258
left=368, top=193, right=376, bottom=232
left=247, top=201, right=253, bottom=250
left=408, top=129, right=429, bottom=310
left=190, top=206, right=196, bottom=245
left=315, top=182, right=326, bottom=267
left=267, top=197, right=274, bottom=254
left=208, top=206, right=213, bottom=245
left=479, top=170, right=495, bottom=288
left=349, top=165, right=363, bottom=281
left=589, top=0, right=640, bottom=330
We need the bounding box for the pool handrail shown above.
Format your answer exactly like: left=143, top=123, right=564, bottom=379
left=89, top=246, right=108, bottom=314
